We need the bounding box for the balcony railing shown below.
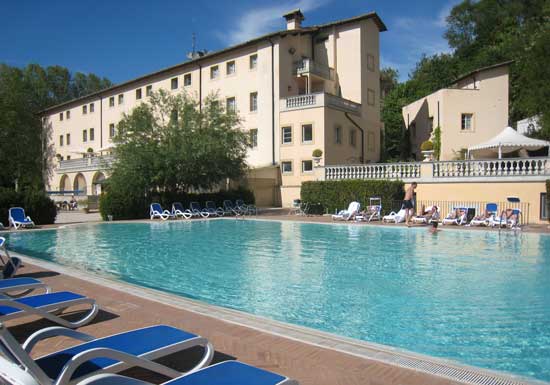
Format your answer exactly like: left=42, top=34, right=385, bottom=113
left=433, top=158, right=550, bottom=178
left=325, top=163, right=421, bottom=181
left=281, top=93, right=361, bottom=115
left=57, top=155, right=114, bottom=173
left=294, top=58, right=335, bottom=80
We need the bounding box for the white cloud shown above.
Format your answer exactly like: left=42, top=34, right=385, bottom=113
left=218, top=0, right=331, bottom=46
left=436, top=0, right=462, bottom=27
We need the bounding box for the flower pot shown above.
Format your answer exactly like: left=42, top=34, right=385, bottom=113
left=421, top=150, right=434, bottom=162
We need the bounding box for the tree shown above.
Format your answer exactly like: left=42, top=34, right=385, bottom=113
left=0, top=63, right=112, bottom=191
left=107, top=90, right=249, bottom=203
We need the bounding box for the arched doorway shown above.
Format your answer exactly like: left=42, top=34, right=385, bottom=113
left=92, top=172, right=106, bottom=195
left=73, top=173, right=87, bottom=195
left=59, top=174, right=71, bottom=192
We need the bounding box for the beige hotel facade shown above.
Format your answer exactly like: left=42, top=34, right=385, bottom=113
left=41, top=10, right=386, bottom=207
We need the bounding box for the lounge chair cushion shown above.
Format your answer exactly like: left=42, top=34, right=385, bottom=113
left=164, top=361, right=287, bottom=385
left=36, top=325, right=198, bottom=380
left=0, top=277, right=41, bottom=290
left=0, top=291, right=85, bottom=316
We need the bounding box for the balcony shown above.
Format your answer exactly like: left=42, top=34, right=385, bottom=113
left=56, top=155, right=114, bottom=173
left=294, top=58, right=334, bottom=80
left=280, top=93, right=361, bottom=116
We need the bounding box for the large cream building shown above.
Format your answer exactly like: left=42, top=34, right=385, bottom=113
left=402, top=62, right=511, bottom=161
left=42, top=10, right=386, bottom=207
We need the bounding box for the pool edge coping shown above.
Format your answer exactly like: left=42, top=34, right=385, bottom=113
left=13, top=252, right=548, bottom=385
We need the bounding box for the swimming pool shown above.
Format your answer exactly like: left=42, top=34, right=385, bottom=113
left=4, top=220, right=550, bottom=381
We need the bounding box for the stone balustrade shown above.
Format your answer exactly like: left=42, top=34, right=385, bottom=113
left=57, top=155, right=114, bottom=173
left=325, top=162, right=421, bottom=181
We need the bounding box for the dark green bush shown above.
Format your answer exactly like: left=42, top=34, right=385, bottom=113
left=301, top=180, right=404, bottom=215
left=546, top=180, right=550, bottom=223
left=0, top=187, right=57, bottom=226
left=99, top=187, right=255, bottom=221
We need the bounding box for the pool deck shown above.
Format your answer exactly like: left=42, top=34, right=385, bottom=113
left=2, top=212, right=547, bottom=385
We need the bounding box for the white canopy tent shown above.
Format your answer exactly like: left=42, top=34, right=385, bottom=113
left=468, top=126, right=550, bottom=159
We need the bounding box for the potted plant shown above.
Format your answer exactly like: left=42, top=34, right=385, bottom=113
left=312, top=148, right=323, bottom=166
left=420, top=140, right=434, bottom=162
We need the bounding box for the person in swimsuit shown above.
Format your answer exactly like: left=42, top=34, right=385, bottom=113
left=403, top=182, right=417, bottom=227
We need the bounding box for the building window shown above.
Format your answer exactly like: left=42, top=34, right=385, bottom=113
left=118, top=94, right=124, bottom=105
left=136, top=88, right=142, bottom=100
left=109, top=123, right=115, bottom=138
left=350, top=129, right=356, bottom=147
left=282, top=126, right=292, bottom=144
left=90, top=103, right=95, bottom=113
left=226, top=61, right=236, bottom=75
left=59, top=113, right=63, bottom=121
left=226, top=97, right=236, bottom=113
left=367, top=89, right=375, bottom=106
left=171, top=77, right=178, bottom=90
left=146, top=85, right=153, bottom=96
left=82, top=105, right=87, bottom=114
left=210, top=65, right=219, bottom=79
left=461, top=113, right=473, bottom=131
left=66, top=111, right=71, bottom=119
left=302, top=124, right=313, bottom=143
left=281, top=161, right=293, bottom=174
left=541, top=193, right=547, bottom=220
left=109, top=97, right=115, bottom=107
left=335, top=126, right=342, bottom=144
left=249, top=129, right=258, bottom=148
left=367, top=54, right=375, bottom=72
left=249, top=54, right=258, bottom=70
left=368, top=131, right=375, bottom=152
left=59, top=135, right=63, bottom=146
left=82, top=129, right=87, bottom=142
left=66, top=133, right=70, bottom=145
left=249, top=92, right=258, bottom=112
left=302, top=160, right=313, bottom=173
left=66, top=155, right=71, bottom=160
left=184, top=73, right=191, bottom=86
left=90, top=128, right=95, bottom=141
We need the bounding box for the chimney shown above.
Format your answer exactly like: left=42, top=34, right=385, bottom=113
left=283, top=9, right=304, bottom=30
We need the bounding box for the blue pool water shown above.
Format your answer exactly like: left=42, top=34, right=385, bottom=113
left=4, top=220, right=550, bottom=381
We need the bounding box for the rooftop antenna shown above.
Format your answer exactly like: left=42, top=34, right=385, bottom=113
left=187, top=33, right=208, bottom=60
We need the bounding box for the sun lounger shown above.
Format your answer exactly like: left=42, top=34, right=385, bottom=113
left=469, top=203, right=497, bottom=226
left=382, top=208, right=406, bottom=223
left=0, top=277, right=50, bottom=298
left=442, top=207, right=468, bottom=226
left=412, top=206, right=439, bottom=224
left=332, top=201, right=360, bottom=221
left=171, top=202, right=192, bottom=219
left=356, top=198, right=382, bottom=222
left=189, top=202, right=210, bottom=218
left=76, top=361, right=299, bottom=385
left=150, top=203, right=174, bottom=221
left=0, top=237, right=23, bottom=280
left=0, top=291, right=98, bottom=328
left=8, top=207, right=35, bottom=230
left=236, top=199, right=257, bottom=215
left=0, top=323, right=213, bottom=385
left=205, top=201, right=224, bottom=217
left=223, top=200, right=241, bottom=216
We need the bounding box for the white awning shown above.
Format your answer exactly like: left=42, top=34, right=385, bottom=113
left=468, top=126, right=550, bottom=159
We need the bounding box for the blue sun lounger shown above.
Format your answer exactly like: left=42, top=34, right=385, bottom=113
left=0, top=290, right=98, bottom=328
left=150, top=203, right=174, bottom=220
left=0, top=277, right=50, bottom=298
left=0, top=323, right=213, bottom=385
left=8, top=207, right=35, bottom=230
left=77, top=361, right=299, bottom=385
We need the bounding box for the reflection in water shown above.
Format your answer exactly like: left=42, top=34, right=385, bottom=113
left=5, top=222, right=550, bottom=381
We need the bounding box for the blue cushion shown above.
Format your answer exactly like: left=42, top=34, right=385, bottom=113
left=165, top=361, right=287, bottom=385
left=0, top=291, right=84, bottom=316
left=0, top=277, right=41, bottom=289
left=36, top=325, right=198, bottom=380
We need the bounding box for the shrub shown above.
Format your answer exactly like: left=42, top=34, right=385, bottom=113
left=301, top=180, right=404, bottom=215
left=433, top=126, right=442, bottom=160
left=100, top=187, right=255, bottom=221
left=547, top=180, right=550, bottom=223
left=0, top=187, right=56, bottom=226
left=312, top=149, right=323, bottom=157
left=420, top=140, right=433, bottom=151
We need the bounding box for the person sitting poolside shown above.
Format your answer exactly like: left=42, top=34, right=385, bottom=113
left=448, top=208, right=466, bottom=220
left=472, top=210, right=492, bottom=221
left=69, top=196, right=78, bottom=210
left=500, top=208, right=518, bottom=222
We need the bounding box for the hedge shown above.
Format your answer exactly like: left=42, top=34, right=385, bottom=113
left=301, top=180, right=404, bottom=215
left=100, top=187, right=255, bottom=221
left=547, top=180, right=550, bottom=222
left=0, top=187, right=57, bottom=226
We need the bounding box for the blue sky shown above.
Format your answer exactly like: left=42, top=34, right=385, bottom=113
left=0, top=0, right=462, bottom=83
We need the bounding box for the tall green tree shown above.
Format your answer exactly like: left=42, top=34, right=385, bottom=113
left=108, top=90, right=249, bottom=202
left=0, top=63, right=112, bottom=190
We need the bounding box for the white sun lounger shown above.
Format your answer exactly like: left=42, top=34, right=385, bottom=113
left=382, top=208, right=406, bottom=223
left=442, top=207, right=468, bottom=225
left=150, top=203, right=174, bottom=220
left=0, top=322, right=213, bottom=385
left=332, top=201, right=360, bottom=221
left=8, top=207, right=35, bottom=230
